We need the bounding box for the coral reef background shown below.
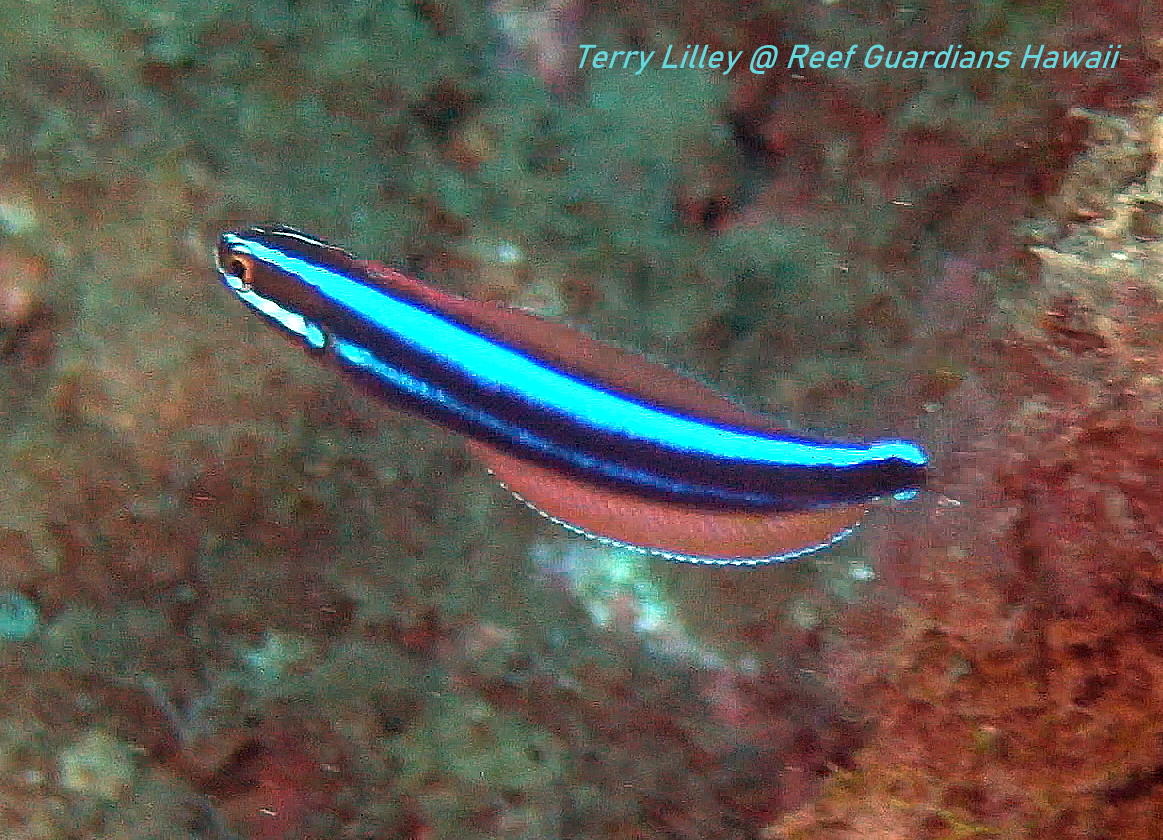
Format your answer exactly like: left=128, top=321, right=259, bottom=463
left=0, top=0, right=1158, bottom=837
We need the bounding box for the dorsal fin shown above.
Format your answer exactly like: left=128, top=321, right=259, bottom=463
left=361, top=261, right=778, bottom=431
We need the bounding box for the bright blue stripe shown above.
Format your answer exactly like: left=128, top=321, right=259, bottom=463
left=225, top=235, right=927, bottom=472
left=220, top=274, right=775, bottom=502
left=224, top=274, right=328, bottom=350
left=330, top=338, right=772, bottom=501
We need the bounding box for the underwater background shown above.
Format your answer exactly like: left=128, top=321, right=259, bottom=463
left=0, top=0, right=1160, bottom=836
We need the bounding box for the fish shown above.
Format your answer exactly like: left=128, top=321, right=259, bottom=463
left=214, top=226, right=927, bottom=565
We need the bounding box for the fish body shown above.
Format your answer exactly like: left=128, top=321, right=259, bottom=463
left=215, top=226, right=926, bottom=565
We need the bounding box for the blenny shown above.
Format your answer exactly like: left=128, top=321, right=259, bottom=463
left=215, top=226, right=927, bottom=565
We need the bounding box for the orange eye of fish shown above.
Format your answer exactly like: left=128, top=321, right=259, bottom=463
left=225, top=256, right=250, bottom=281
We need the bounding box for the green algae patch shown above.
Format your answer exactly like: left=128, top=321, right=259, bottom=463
left=58, top=729, right=137, bottom=802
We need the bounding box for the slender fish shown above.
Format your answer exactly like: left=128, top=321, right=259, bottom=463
left=215, top=226, right=927, bottom=565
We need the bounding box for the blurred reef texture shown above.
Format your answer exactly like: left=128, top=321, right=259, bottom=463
left=0, top=0, right=1159, bottom=837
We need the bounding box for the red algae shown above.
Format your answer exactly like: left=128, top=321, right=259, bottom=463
left=0, top=250, right=42, bottom=329
left=767, top=104, right=1163, bottom=840
left=190, top=714, right=348, bottom=840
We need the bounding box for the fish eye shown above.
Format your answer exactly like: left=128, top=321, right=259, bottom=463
left=219, top=252, right=256, bottom=292
left=225, top=257, right=249, bottom=280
